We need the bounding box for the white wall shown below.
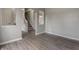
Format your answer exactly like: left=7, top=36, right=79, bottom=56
left=15, top=8, right=28, bottom=32
left=35, top=8, right=45, bottom=35
left=0, top=25, right=22, bottom=44
left=0, top=9, right=2, bottom=25
left=0, top=8, right=15, bottom=25
left=0, top=8, right=23, bottom=45
left=37, top=9, right=45, bottom=34
left=45, top=8, right=79, bottom=40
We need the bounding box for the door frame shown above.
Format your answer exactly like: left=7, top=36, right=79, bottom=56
left=35, top=9, right=45, bottom=35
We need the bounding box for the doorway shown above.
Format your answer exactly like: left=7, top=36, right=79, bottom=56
left=35, top=9, right=45, bottom=35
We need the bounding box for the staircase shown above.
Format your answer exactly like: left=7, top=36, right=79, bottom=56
left=28, top=22, right=34, bottom=32
left=25, top=9, right=34, bottom=32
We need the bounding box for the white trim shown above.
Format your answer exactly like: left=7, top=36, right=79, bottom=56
left=35, top=32, right=45, bottom=35
left=0, top=37, right=22, bottom=45
left=46, top=32, right=79, bottom=41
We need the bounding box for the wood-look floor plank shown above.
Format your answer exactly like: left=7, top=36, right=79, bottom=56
left=1, top=32, right=79, bottom=50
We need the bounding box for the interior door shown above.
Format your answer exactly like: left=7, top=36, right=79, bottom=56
left=35, top=9, right=45, bottom=35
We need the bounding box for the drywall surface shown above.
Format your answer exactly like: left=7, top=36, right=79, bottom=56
left=34, top=8, right=45, bottom=34
left=0, top=8, right=15, bottom=25
left=0, top=9, right=2, bottom=25
left=0, top=25, right=22, bottom=44
left=45, top=8, right=79, bottom=40
left=0, top=8, right=23, bottom=45
left=36, top=8, right=45, bottom=34
left=15, top=8, right=28, bottom=32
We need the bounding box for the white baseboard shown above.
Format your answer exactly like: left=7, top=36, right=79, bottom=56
left=35, top=32, right=45, bottom=35
left=0, top=37, right=22, bottom=45
left=46, top=32, right=79, bottom=41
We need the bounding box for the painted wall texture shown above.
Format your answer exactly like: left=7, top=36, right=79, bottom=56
left=0, top=8, right=23, bottom=45
left=0, top=25, right=22, bottom=44
left=15, top=8, right=28, bottom=32
left=0, top=8, right=15, bottom=25
left=35, top=8, right=45, bottom=34
left=45, top=8, right=79, bottom=40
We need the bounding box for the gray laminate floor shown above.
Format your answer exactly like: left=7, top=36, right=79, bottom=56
left=1, top=31, right=79, bottom=50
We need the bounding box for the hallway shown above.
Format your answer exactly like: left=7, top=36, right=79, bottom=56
left=1, top=31, right=79, bottom=50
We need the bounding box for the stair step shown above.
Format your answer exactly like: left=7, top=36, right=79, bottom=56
left=28, top=28, right=33, bottom=29
left=25, top=13, right=34, bottom=32
left=28, top=27, right=32, bottom=28
left=29, top=28, right=33, bottom=30
left=29, top=26, right=32, bottom=27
